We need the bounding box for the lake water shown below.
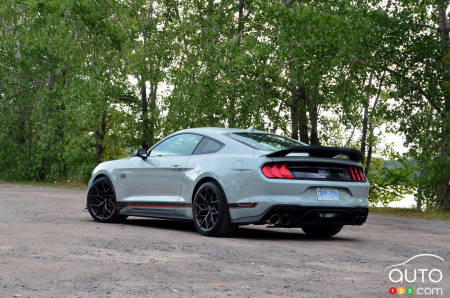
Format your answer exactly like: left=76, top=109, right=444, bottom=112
left=387, top=194, right=416, bottom=208
left=373, top=194, right=417, bottom=208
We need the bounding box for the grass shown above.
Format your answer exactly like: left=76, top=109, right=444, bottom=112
left=0, top=179, right=87, bottom=190
left=370, top=207, right=450, bottom=221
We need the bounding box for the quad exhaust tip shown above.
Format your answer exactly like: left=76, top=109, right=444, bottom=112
left=281, top=214, right=293, bottom=226
left=267, top=214, right=281, bottom=225
left=267, top=213, right=293, bottom=226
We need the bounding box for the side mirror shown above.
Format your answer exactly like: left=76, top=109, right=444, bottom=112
left=136, top=148, right=148, bottom=160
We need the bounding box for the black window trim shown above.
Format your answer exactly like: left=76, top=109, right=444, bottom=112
left=192, top=136, right=225, bottom=155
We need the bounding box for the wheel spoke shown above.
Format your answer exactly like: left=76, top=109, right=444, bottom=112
left=194, top=186, right=222, bottom=232
left=204, top=212, right=210, bottom=229
left=196, top=204, right=208, bottom=212
left=104, top=203, right=112, bottom=215
left=88, top=181, right=116, bottom=220
left=209, top=212, right=216, bottom=226
left=91, top=201, right=104, bottom=208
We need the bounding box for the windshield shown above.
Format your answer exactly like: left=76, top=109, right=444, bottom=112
left=230, top=132, right=305, bottom=151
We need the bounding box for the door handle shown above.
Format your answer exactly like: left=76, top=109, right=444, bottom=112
left=170, top=165, right=183, bottom=170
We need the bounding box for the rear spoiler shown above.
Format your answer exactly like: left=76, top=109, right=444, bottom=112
left=266, top=146, right=363, bottom=162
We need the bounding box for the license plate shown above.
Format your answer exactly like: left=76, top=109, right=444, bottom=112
left=317, top=188, right=338, bottom=201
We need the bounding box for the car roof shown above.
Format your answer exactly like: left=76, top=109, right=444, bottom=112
left=175, top=127, right=270, bottom=137
left=159, top=127, right=307, bottom=152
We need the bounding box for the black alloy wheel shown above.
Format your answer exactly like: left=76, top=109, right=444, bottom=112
left=87, top=177, right=127, bottom=223
left=192, top=181, right=235, bottom=236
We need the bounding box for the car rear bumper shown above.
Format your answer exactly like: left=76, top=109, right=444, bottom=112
left=231, top=205, right=368, bottom=226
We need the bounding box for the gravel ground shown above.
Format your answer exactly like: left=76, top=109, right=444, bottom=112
left=0, top=183, right=449, bottom=297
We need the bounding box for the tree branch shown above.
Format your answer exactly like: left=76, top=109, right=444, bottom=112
left=336, top=57, right=444, bottom=116
left=382, top=66, right=442, bottom=115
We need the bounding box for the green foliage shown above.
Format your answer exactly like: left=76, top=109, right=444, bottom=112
left=367, top=157, right=416, bottom=206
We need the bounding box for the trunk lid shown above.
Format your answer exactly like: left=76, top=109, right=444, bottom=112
left=260, top=146, right=366, bottom=182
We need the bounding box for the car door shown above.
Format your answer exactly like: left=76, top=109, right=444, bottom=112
left=124, top=133, right=203, bottom=210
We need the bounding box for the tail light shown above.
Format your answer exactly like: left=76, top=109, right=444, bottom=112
left=262, top=163, right=293, bottom=179
left=349, top=166, right=365, bottom=182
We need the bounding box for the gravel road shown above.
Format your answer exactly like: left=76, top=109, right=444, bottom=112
left=0, top=183, right=449, bottom=297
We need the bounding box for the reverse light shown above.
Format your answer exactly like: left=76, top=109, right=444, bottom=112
left=261, top=163, right=293, bottom=179
left=319, top=212, right=336, bottom=218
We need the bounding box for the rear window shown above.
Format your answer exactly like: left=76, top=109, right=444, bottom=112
left=230, top=132, right=304, bottom=151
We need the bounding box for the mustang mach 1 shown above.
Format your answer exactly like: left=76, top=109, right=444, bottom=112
left=86, top=127, right=369, bottom=237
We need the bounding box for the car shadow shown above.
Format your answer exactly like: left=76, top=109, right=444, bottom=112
left=234, top=226, right=358, bottom=241
left=119, top=218, right=359, bottom=242
left=123, top=218, right=197, bottom=233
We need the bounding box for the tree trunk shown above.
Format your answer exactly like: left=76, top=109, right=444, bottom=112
left=298, top=89, right=309, bottom=144
left=437, top=2, right=449, bottom=50
left=95, top=112, right=106, bottom=163
left=438, top=116, right=450, bottom=211
left=365, top=133, right=373, bottom=176
left=289, top=62, right=300, bottom=140
left=272, top=98, right=285, bottom=133
left=360, top=73, right=373, bottom=160
left=237, top=0, right=244, bottom=45
left=439, top=99, right=449, bottom=211
left=364, top=71, right=384, bottom=175
left=416, top=169, right=424, bottom=210
left=437, top=1, right=449, bottom=211
left=309, top=105, right=319, bottom=145
left=228, top=0, right=246, bottom=128
left=139, top=0, right=154, bottom=149
left=309, top=83, right=320, bottom=146
left=148, top=81, right=158, bottom=145
left=140, top=79, right=149, bottom=149
left=360, top=102, right=369, bottom=158
left=290, top=83, right=299, bottom=140
left=288, top=62, right=309, bottom=142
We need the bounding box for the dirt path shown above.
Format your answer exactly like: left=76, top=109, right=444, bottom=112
left=0, top=183, right=449, bottom=297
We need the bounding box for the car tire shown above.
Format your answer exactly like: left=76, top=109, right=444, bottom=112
left=301, top=224, right=343, bottom=238
left=87, top=177, right=127, bottom=223
left=192, top=181, right=235, bottom=237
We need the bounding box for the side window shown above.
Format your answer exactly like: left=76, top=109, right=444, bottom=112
left=193, top=137, right=223, bottom=155
left=150, top=134, right=203, bottom=157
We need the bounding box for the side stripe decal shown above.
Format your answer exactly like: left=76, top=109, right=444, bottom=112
left=118, top=202, right=258, bottom=209
left=118, top=202, right=192, bottom=208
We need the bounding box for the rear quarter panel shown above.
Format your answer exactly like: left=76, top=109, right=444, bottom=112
left=182, top=152, right=369, bottom=221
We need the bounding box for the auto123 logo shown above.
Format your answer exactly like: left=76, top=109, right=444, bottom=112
left=385, top=254, right=445, bottom=296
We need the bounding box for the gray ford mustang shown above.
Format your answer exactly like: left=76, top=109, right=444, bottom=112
left=86, top=127, right=369, bottom=237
